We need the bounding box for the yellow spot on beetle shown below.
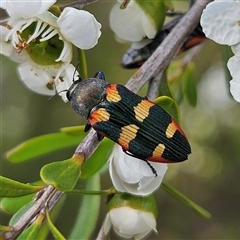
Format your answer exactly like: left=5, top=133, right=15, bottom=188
left=106, top=84, right=121, bottom=102
left=118, top=124, right=139, bottom=149
left=134, top=100, right=154, bottom=122
left=152, top=143, right=165, bottom=157
left=166, top=122, right=177, bottom=138
left=89, top=108, right=110, bottom=126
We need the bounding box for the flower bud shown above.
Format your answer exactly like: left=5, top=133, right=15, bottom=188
left=104, top=193, right=158, bottom=239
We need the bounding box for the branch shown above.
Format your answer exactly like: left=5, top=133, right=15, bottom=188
left=60, top=0, right=98, bottom=10
left=2, top=186, right=64, bottom=239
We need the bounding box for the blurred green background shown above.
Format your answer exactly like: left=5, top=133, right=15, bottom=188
left=1, top=0, right=240, bottom=239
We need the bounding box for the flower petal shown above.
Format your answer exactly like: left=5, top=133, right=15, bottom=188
left=109, top=144, right=167, bottom=196
left=18, top=62, right=56, bottom=96
left=230, top=80, right=240, bottom=102
left=0, top=26, right=14, bottom=56
left=110, top=2, right=154, bottom=42
left=55, top=64, right=77, bottom=102
left=58, top=7, right=101, bottom=50
left=6, top=0, right=56, bottom=19
left=227, top=55, right=240, bottom=79
left=200, top=1, right=240, bottom=45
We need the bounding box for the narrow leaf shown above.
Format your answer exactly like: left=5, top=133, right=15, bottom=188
left=0, top=225, right=13, bottom=231
left=0, top=176, right=41, bottom=197
left=158, top=71, right=180, bottom=122
left=136, top=0, right=166, bottom=31
left=40, top=156, right=83, bottom=191
left=154, top=96, right=174, bottom=112
left=6, top=132, right=86, bottom=163
left=162, top=181, right=211, bottom=219
left=163, top=0, right=174, bottom=11
left=9, top=201, right=35, bottom=226
left=37, top=195, right=66, bottom=240
left=46, top=209, right=66, bottom=240
left=69, top=174, right=101, bottom=239
left=60, top=126, right=85, bottom=136
left=182, top=62, right=198, bottom=107
left=17, top=213, right=44, bottom=240
left=1, top=194, right=34, bottom=213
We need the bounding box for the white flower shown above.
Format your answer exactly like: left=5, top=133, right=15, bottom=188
left=200, top=0, right=240, bottom=46
left=0, top=0, right=101, bottom=100
left=103, top=194, right=158, bottom=239
left=109, top=144, right=168, bottom=196
left=200, top=0, right=240, bottom=102
left=109, top=0, right=166, bottom=42
left=228, top=55, right=240, bottom=102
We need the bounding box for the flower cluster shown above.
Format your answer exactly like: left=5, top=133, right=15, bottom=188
left=0, top=0, right=101, bottom=101
left=200, top=0, right=240, bottom=102
left=105, top=145, right=167, bottom=238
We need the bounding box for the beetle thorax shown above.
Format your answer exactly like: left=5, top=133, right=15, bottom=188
left=67, top=78, right=108, bottom=119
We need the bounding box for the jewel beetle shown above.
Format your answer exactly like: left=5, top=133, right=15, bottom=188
left=122, top=16, right=205, bottom=69
left=67, top=72, right=191, bottom=174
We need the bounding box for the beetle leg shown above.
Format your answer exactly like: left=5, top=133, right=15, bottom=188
left=97, top=133, right=104, bottom=141
left=84, top=122, right=92, bottom=132
left=122, top=149, right=158, bottom=177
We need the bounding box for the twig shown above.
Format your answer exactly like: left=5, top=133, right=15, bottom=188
left=60, top=0, right=98, bottom=10
left=147, top=73, right=163, bottom=101
left=2, top=186, right=64, bottom=239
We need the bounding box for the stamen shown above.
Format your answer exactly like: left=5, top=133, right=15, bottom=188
left=27, top=21, right=48, bottom=43
left=47, top=78, right=55, bottom=90
left=19, top=18, right=36, bottom=32
left=41, top=25, right=55, bottom=38
left=54, top=64, right=68, bottom=83
left=55, top=40, right=71, bottom=62
left=40, top=28, right=58, bottom=42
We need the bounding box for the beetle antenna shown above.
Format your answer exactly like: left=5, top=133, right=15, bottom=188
left=73, top=61, right=82, bottom=83
left=48, top=89, right=68, bottom=101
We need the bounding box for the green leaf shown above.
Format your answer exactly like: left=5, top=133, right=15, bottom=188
left=0, top=176, right=41, bottom=197
left=154, top=96, right=174, bottom=112
left=60, top=126, right=85, bottom=136
left=136, top=0, right=166, bottom=32
left=40, top=157, right=83, bottom=191
left=162, top=181, right=211, bottom=219
left=158, top=71, right=180, bottom=122
left=1, top=193, right=34, bottom=213
left=163, top=0, right=174, bottom=11
left=17, top=214, right=44, bottom=240
left=37, top=195, right=66, bottom=240
left=0, top=225, right=13, bottom=231
left=69, top=174, right=101, bottom=239
left=182, top=62, right=198, bottom=107
left=6, top=132, right=87, bottom=163
left=46, top=209, right=66, bottom=240
left=81, top=138, right=114, bottom=179
left=9, top=201, right=35, bottom=226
